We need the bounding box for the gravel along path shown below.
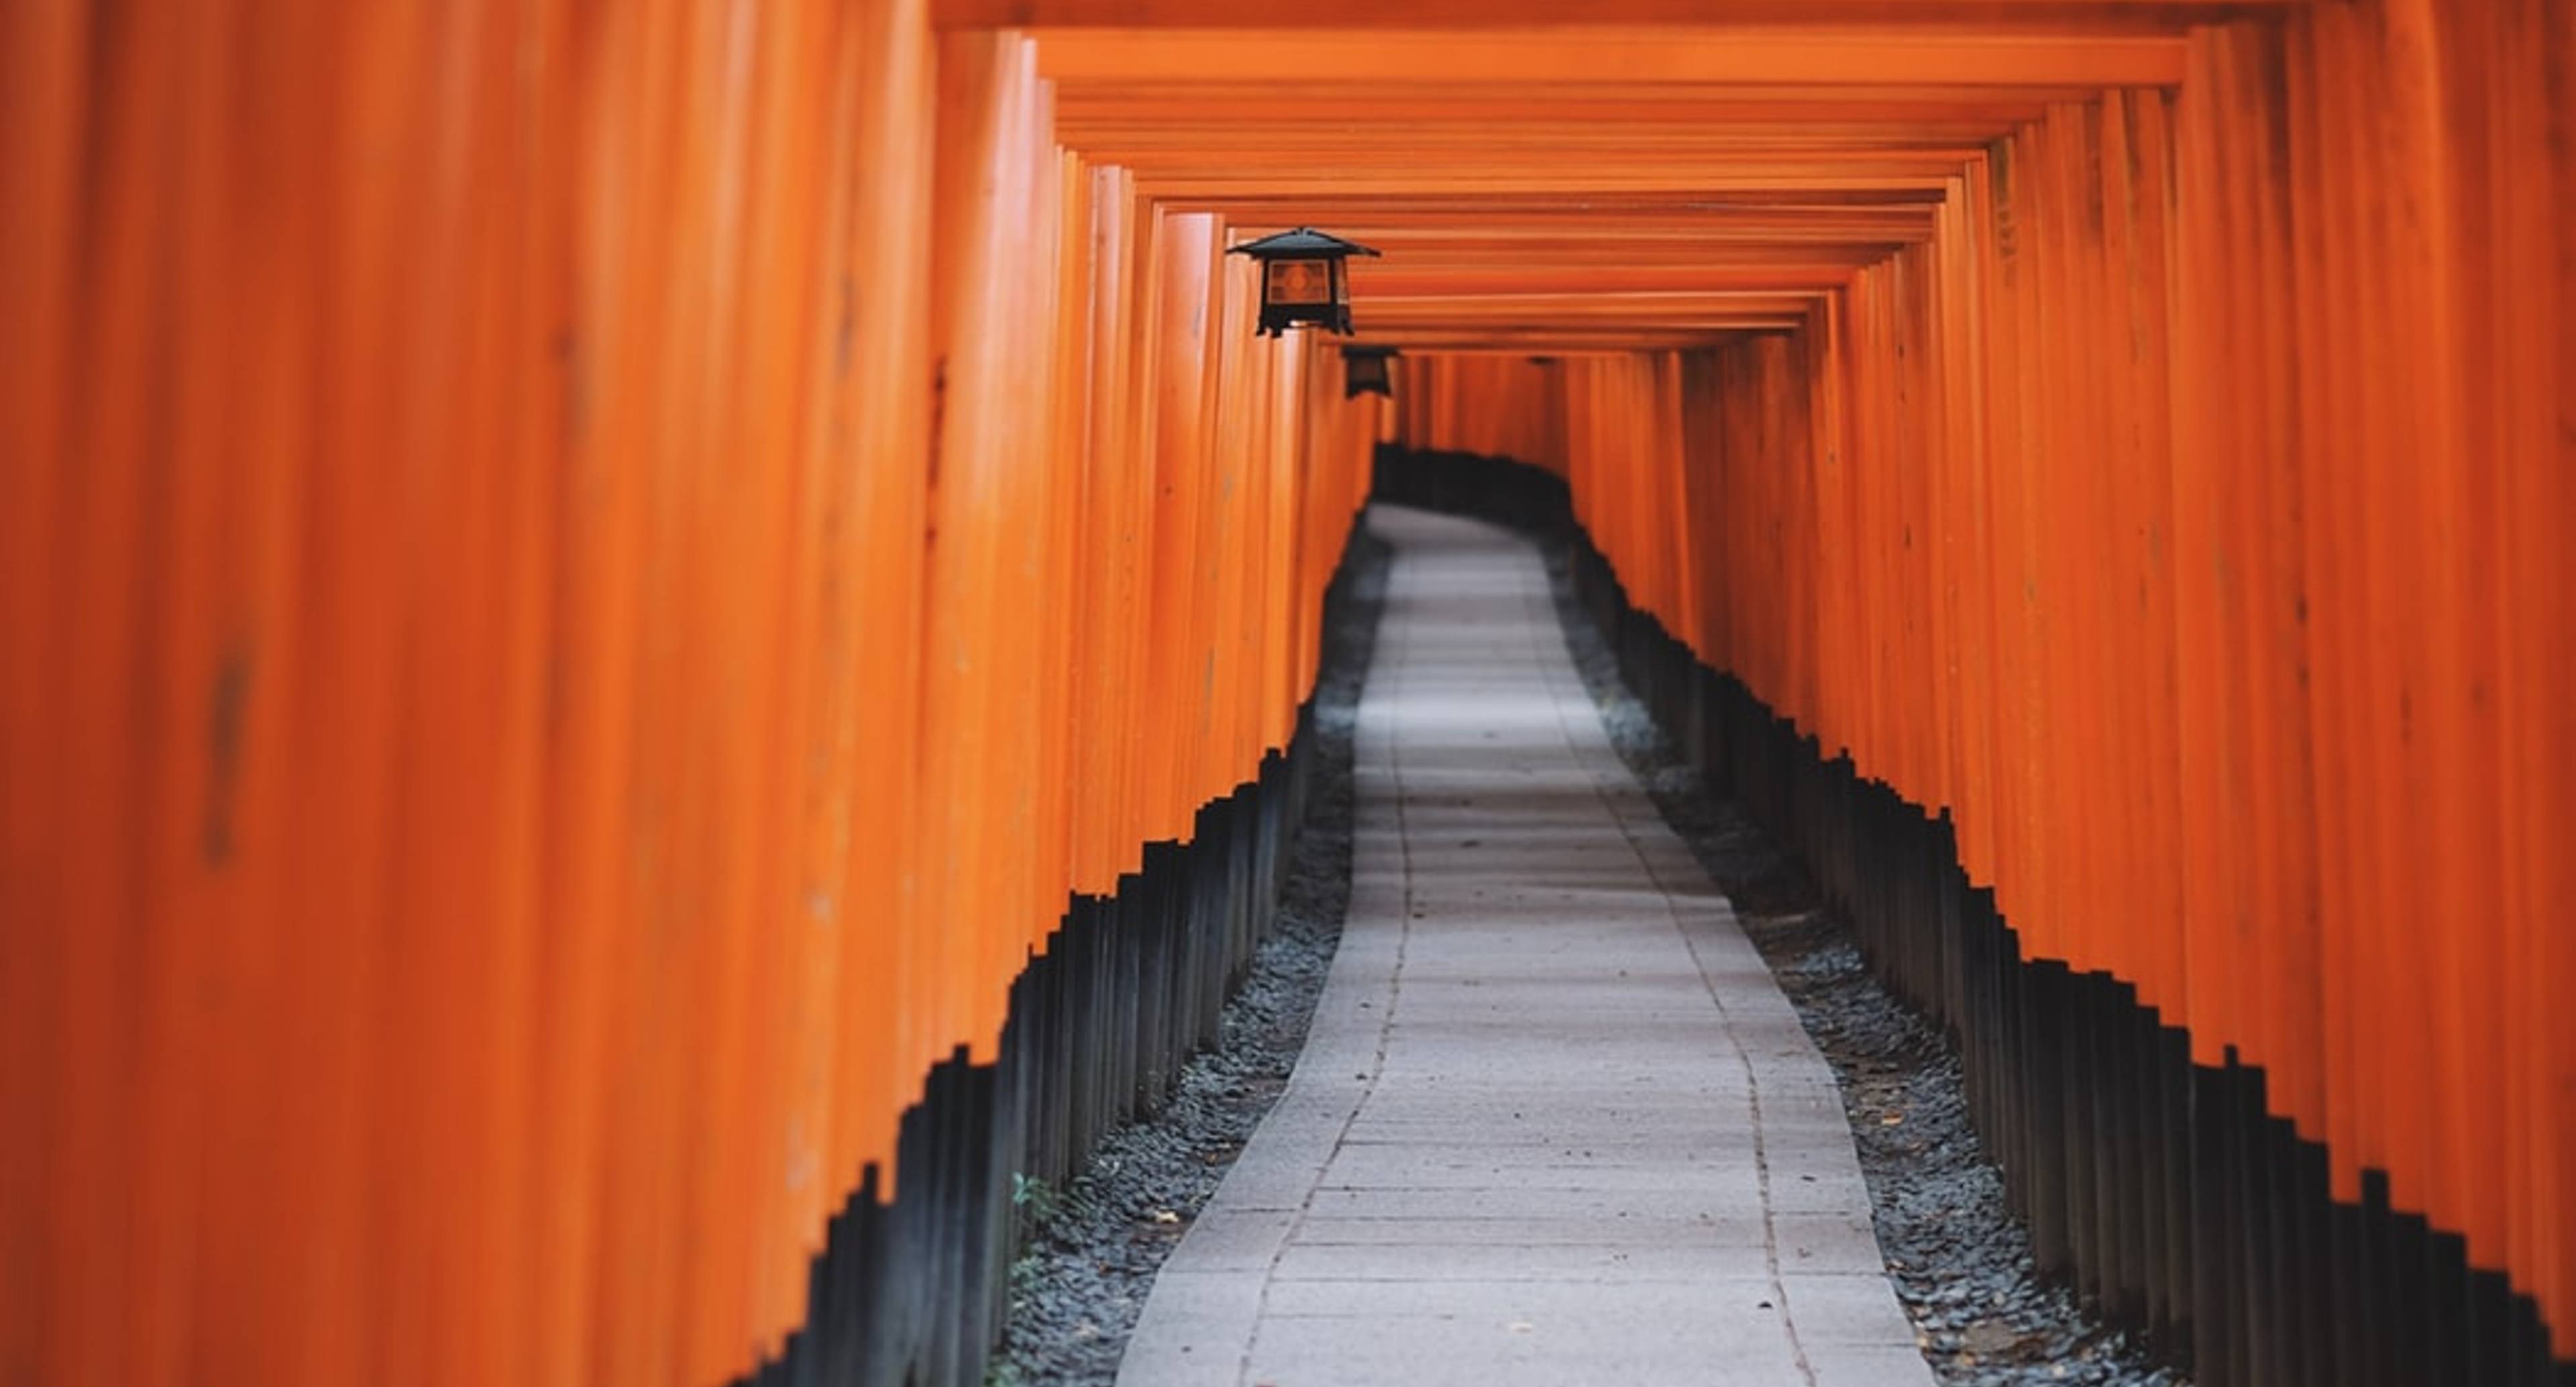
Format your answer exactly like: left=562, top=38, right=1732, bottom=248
left=990, top=510, right=2186, bottom=1387
left=1117, top=503, right=1932, bottom=1387
left=987, top=528, right=1392, bottom=1387
left=1539, top=541, right=2192, bottom=1387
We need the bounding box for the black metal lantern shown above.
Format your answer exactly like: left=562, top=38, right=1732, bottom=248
left=1228, top=226, right=1381, bottom=337
left=1342, top=345, right=1397, bottom=399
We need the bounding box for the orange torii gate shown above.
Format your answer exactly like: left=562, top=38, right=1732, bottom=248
left=3, top=2, right=2568, bottom=1386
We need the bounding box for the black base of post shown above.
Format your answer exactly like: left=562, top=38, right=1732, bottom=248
left=1370, top=443, right=2576, bottom=1387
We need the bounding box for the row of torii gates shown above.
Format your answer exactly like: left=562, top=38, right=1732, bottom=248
left=1, top=2, right=2569, bottom=1386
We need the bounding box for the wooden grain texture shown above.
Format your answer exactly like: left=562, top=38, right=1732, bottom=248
left=1, top=0, right=2567, bottom=1382
left=1393, top=0, right=2573, bottom=1353
left=0, top=3, right=1372, bottom=1384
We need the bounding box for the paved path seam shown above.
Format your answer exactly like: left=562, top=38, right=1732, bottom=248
left=1116, top=506, right=1935, bottom=1387
left=1508, top=564, right=1821, bottom=1387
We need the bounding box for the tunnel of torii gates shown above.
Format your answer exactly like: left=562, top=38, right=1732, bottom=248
left=2, top=1, right=2573, bottom=1386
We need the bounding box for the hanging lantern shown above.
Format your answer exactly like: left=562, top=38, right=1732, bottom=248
left=1342, top=345, right=1397, bottom=399
left=1227, top=226, right=1381, bottom=337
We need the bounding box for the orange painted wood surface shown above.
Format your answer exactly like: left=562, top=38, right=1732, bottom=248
left=3, top=0, right=2569, bottom=1382
left=0, top=5, right=1373, bottom=1384
left=1390, top=0, right=2573, bottom=1352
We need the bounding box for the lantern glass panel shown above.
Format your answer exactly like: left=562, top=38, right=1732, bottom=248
left=1267, top=260, right=1332, bottom=305
left=1344, top=353, right=1392, bottom=397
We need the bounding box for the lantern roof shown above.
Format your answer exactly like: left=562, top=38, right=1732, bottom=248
left=1228, top=226, right=1382, bottom=260
left=1342, top=343, right=1401, bottom=358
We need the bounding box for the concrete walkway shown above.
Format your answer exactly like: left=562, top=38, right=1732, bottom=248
left=1116, top=506, right=1935, bottom=1387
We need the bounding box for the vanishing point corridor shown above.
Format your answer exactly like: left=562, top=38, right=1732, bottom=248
left=1119, top=506, right=1925, bottom=1387
left=5, top=3, right=2572, bottom=1387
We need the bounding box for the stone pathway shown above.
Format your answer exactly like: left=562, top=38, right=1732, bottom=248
left=1116, top=505, right=1935, bottom=1387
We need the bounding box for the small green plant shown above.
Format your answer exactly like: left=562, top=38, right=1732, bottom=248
left=1010, top=1172, right=1060, bottom=1227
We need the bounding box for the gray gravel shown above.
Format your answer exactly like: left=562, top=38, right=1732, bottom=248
left=988, top=528, right=1392, bottom=1387
left=989, top=508, right=2187, bottom=1387
left=1538, top=542, right=2191, bottom=1387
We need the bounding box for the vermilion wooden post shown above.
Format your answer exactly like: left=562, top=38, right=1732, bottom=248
left=7, top=1, right=2576, bottom=1382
